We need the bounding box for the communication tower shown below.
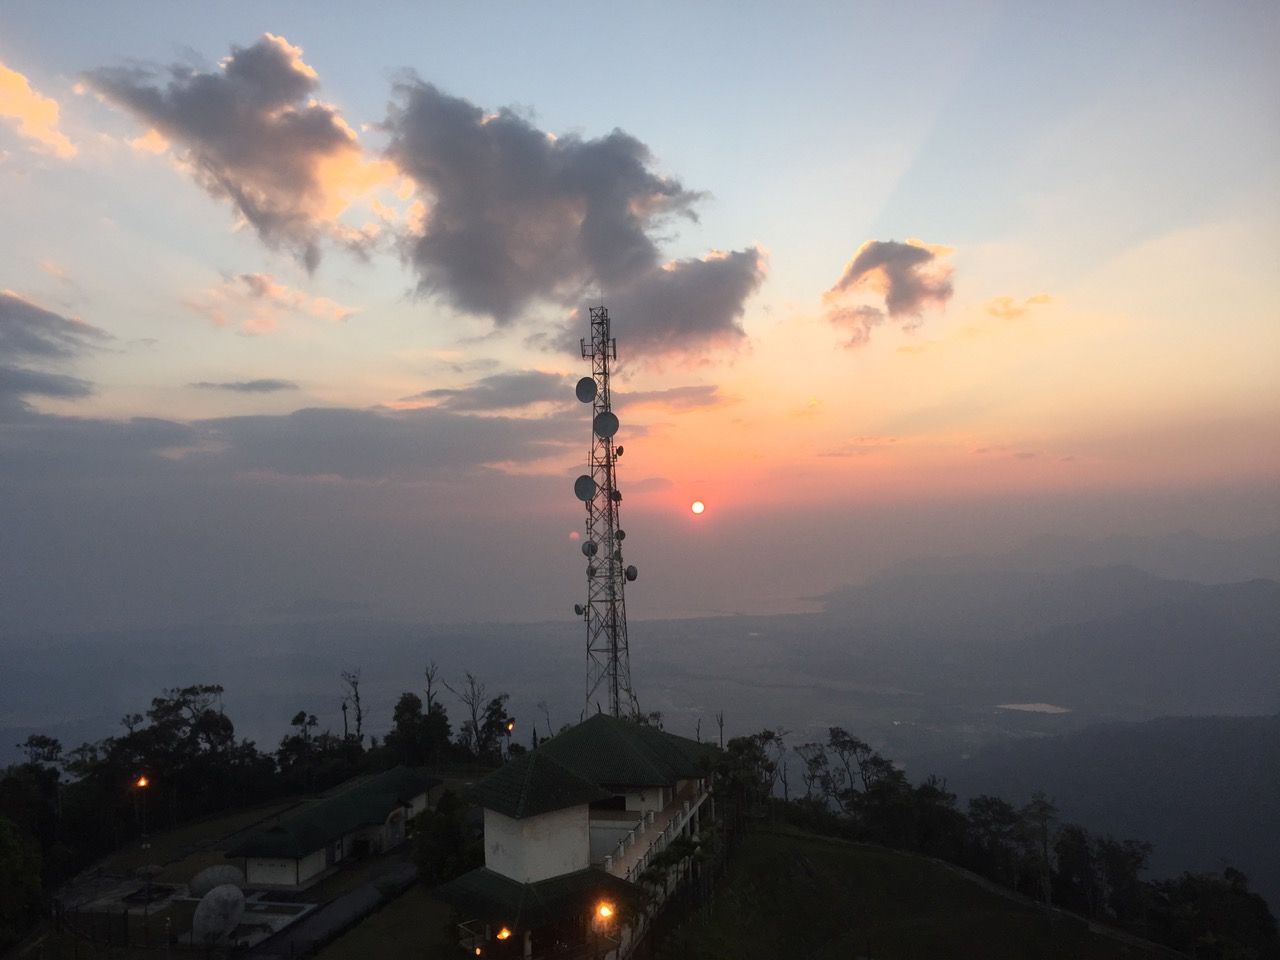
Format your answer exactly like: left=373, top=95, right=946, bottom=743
left=572, top=305, right=639, bottom=718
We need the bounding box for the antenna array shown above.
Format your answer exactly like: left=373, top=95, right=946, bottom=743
left=572, top=305, right=639, bottom=718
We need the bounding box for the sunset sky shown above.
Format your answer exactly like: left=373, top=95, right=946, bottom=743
left=2, top=1, right=1277, bottom=628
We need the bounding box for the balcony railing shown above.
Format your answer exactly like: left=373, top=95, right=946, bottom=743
left=598, top=778, right=710, bottom=883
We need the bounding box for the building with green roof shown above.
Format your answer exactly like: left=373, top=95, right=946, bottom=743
left=225, top=766, right=440, bottom=888
left=436, top=714, right=717, bottom=958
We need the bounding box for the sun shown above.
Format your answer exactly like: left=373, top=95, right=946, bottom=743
left=690, top=500, right=705, bottom=515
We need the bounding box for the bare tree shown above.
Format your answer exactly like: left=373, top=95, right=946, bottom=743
left=695, top=718, right=702, bottom=743
left=764, top=728, right=791, bottom=802
left=536, top=700, right=553, bottom=738
left=424, top=660, right=441, bottom=713
left=444, top=672, right=486, bottom=755
left=340, top=669, right=364, bottom=744
left=715, top=711, right=725, bottom=750
left=795, top=742, right=828, bottom=801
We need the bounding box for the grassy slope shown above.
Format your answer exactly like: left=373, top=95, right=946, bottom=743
left=313, top=885, right=458, bottom=960
left=661, top=828, right=1183, bottom=960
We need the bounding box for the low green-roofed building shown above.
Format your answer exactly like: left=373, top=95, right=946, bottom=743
left=225, top=766, right=440, bottom=888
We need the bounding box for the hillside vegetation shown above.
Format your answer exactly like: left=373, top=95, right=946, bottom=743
left=657, top=827, right=1182, bottom=960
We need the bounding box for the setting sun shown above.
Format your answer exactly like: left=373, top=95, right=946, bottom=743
left=690, top=500, right=705, bottom=515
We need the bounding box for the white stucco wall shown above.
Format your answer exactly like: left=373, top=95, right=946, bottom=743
left=245, top=858, right=296, bottom=886
left=297, top=848, right=327, bottom=885
left=485, top=805, right=591, bottom=883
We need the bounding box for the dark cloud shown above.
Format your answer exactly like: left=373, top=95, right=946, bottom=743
left=0, top=365, right=92, bottom=401
left=203, top=406, right=576, bottom=479
left=1, top=290, right=110, bottom=361
left=406, top=370, right=570, bottom=411
left=824, top=239, right=953, bottom=345
left=617, top=384, right=724, bottom=410
left=384, top=78, right=700, bottom=322
left=191, top=379, right=299, bottom=393
left=0, top=412, right=194, bottom=478
left=87, top=35, right=381, bottom=270
left=1, top=292, right=108, bottom=415
left=546, top=248, right=765, bottom=358
left=590, top=250, right=765, bottom=357
left=383, top=80, right=764, bottom=353
left=827, top=304, right=887, bottom=347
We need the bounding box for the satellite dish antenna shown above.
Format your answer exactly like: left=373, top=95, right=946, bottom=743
left=625, top=565, right=638, bottom=582
left=189, top=865, right=245, bottom=898
left=192, top=885, right=245, bottom=945
left=615, top=446, right=624, bottom=456
left=586, top=564, right=597, bottom=577
left=581, top=540, right=598, bottom=557
left=574, top=604, right=585, bottom=616
left=573, top=475, right=597, bottom=502
left=611, top=490, right=622, bottom=502
left=593, top=412, right=619, bottom=439
left=615, top=529, right=625, bottom=541
left=575, top=377, right=597, bottom=403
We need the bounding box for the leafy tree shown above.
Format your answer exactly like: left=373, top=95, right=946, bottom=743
left=477, top=694, right=513, bottom=761
left=18, top=735, right=62, bottom=766
left=412, top=789, right=481, bottom=885
left=1096, top=835, right=1151, bottom=925
left=1147, top=868, right=1279, bottom=959
left=966, top=795, right=1021, bottom=887
left=1019, top=791, right=1058, bottom=906
left=1053, top=824, right=1100, bottom=917
left=0, top=816, right=42, bottom=950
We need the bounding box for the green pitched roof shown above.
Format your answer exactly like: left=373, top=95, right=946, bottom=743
left=537, top=713, right=715, bottom=787
left=470, top=750, right=612, bottom=820
left=226, top=766, right=439, bottom=859
left=435, top=866, right=637, bottom=929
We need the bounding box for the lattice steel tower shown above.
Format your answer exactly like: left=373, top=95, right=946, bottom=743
left=571, top=305, right=639, bottom=718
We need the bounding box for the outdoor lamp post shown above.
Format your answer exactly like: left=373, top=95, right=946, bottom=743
left=134, top=774, right=151, bottom=849
left=505, top=719, right=515, bottom=759
left=592, top=900, right=616, bottom=960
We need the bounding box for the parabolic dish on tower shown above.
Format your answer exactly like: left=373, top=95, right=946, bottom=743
left=575, top=377, right=597, bottom=403
left=593, top=412, right=619, bottom=438
left=573, top=475, right=597, bottom=502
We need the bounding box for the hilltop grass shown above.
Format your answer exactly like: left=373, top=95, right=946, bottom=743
left=313, top=884, right=458, bottom=960
left=658, top=826, right=1183, bottom=960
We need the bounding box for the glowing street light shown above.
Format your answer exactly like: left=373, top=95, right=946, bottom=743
left=595, top=901, right=615, bottom=921
left=135, top=774, right=150, bottom=789
left=496, top=926, right=512, bottom=940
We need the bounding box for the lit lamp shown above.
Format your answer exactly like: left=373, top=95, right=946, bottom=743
left=133, top=774, right=151, bottom=850
left=496, top=927, right=512, bottom=940
left=592, top=900, right=617, bottom=960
